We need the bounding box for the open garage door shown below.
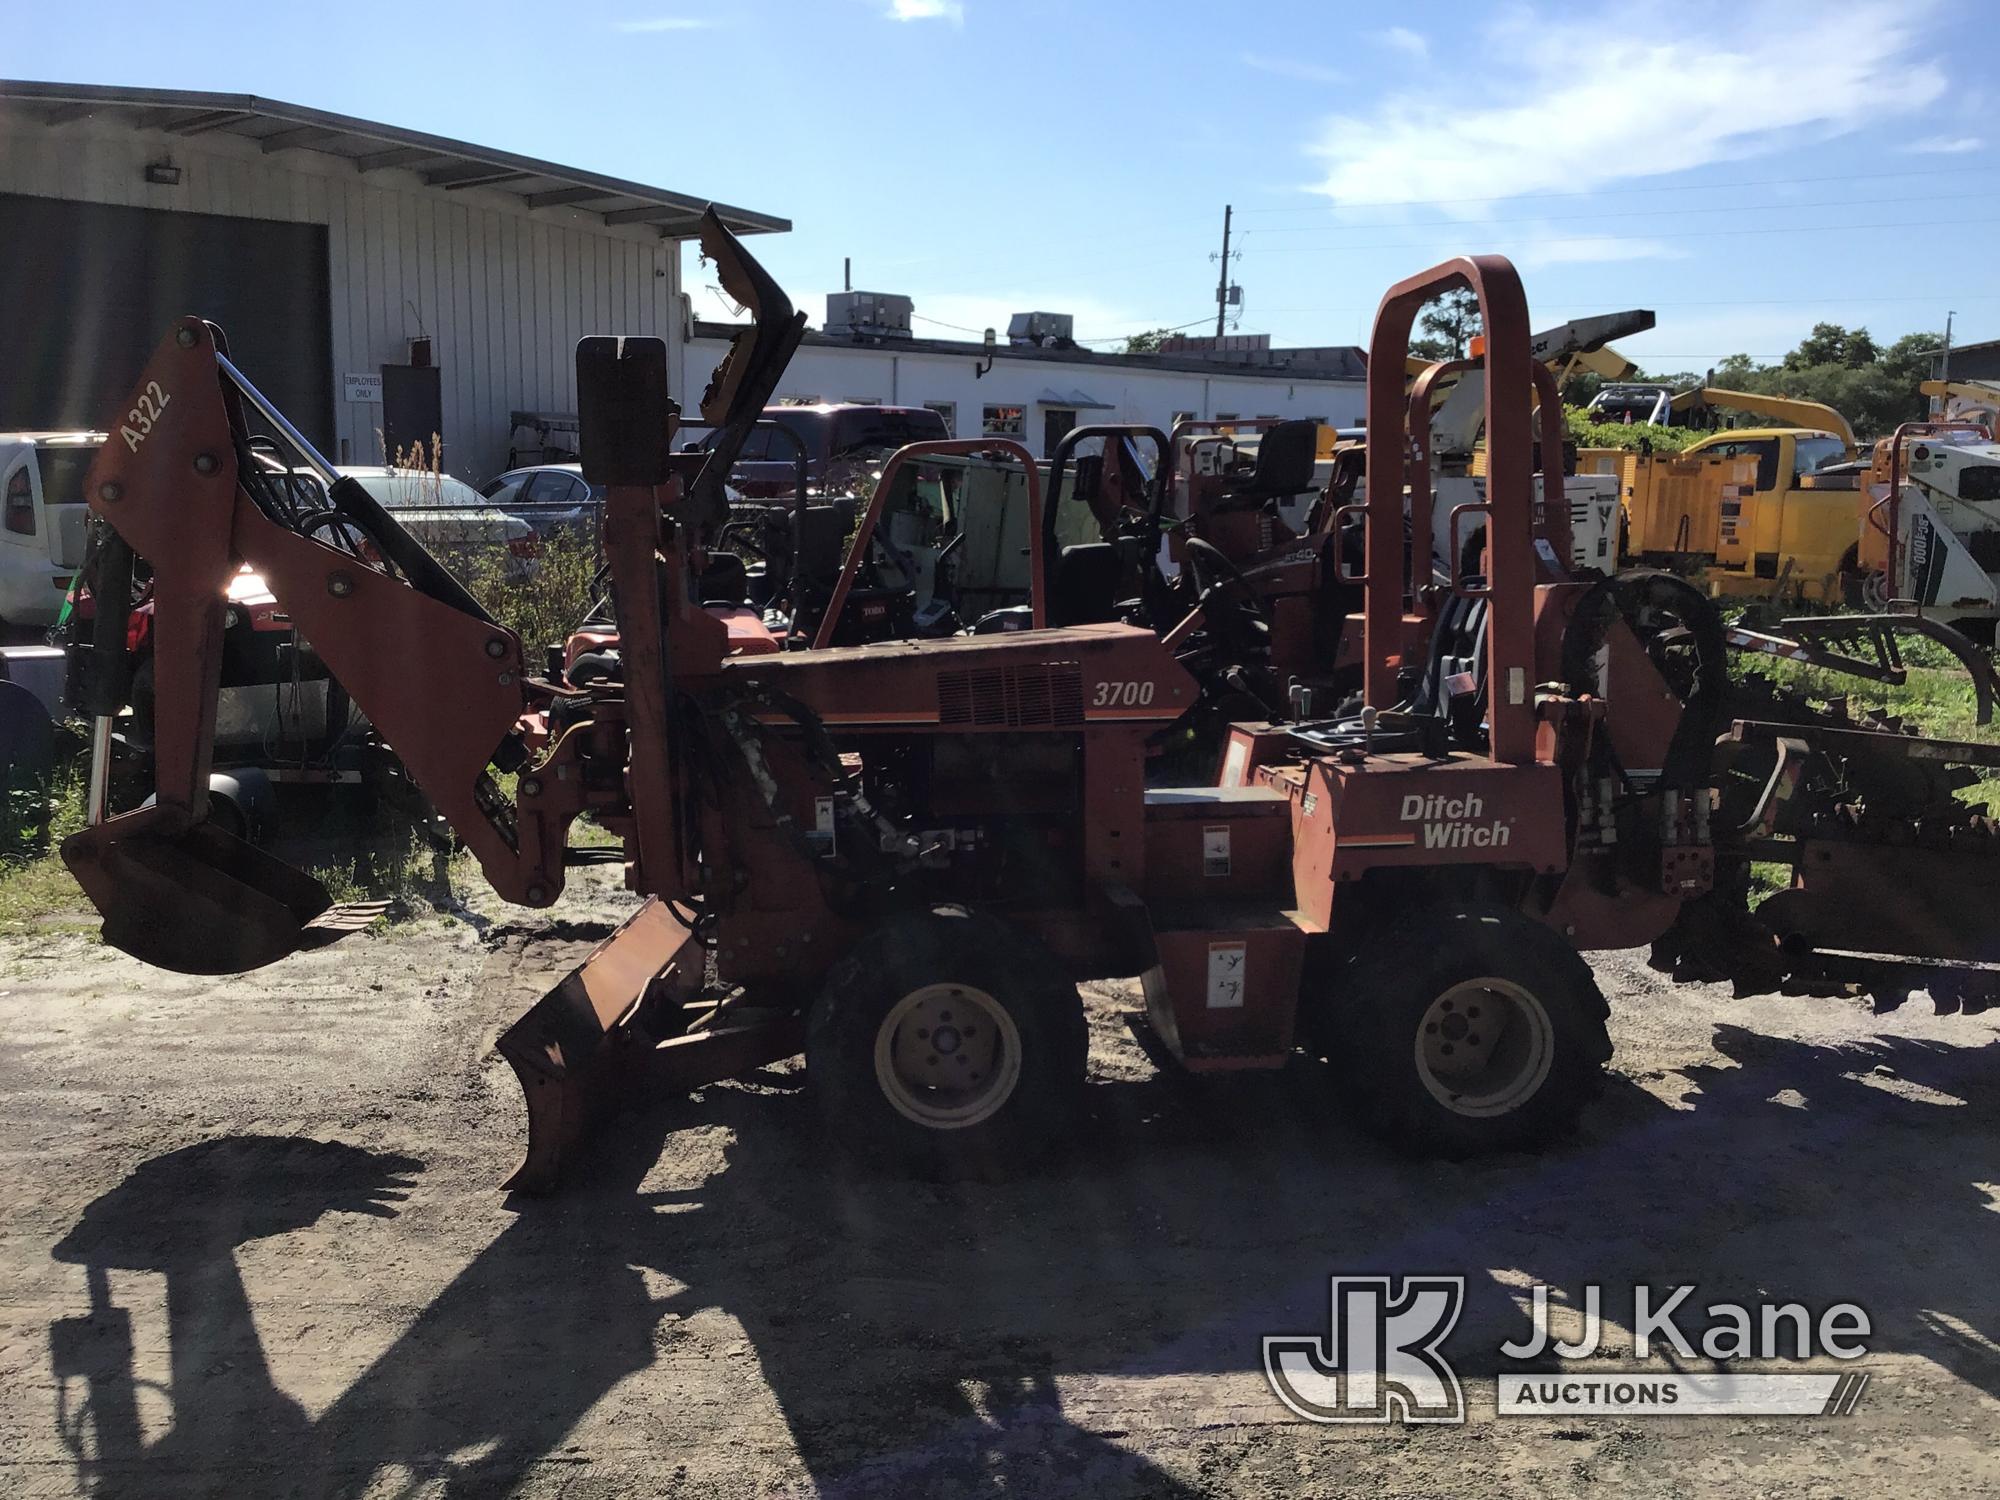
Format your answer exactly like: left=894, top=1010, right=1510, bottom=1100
left=0, top=193, right=332, bottom=446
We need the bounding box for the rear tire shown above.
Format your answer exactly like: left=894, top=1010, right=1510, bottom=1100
left=806, top=907, right=1086, bottom=1179
left=1323, top=903, right=1611, bottom=1157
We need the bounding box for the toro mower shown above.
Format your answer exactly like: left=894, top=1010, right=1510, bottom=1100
left=58, top=219, right=2000, bottom=1196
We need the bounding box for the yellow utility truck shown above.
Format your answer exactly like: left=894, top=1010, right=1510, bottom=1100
left=1584, top=385, right=1861, bottom=604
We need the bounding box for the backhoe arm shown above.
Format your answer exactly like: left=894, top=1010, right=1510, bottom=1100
left=62, top=319, right=580, bottom=971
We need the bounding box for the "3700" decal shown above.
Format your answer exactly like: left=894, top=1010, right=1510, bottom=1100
left=1091, top=679, right=1158, bottom=708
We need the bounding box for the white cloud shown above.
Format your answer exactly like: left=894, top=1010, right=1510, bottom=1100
left=887, top=0, right=964, bottom=21
left=1903, top=133, right=1984, bottom=154
left=1310, top=1, right=1944, bottom=213
left=614, top=14, right=719, bottom=29
left=1241, top=52, right=1342, bottom=85
left=1376, top=26, right=1428, bottom=59
left=1513, top=233, right=1688, bottom=269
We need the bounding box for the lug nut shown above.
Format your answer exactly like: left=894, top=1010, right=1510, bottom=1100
left=193, top=453, right=219, bottom=475
left=520, top=777, right=543, bottom=798
left=525, top=883, right=548, bottom=903
left=175, top=327, right=197, bottom=348
left=98, top=482, right=121, bottom=503
left=485, top=638, right=508, bottom=659
left=327, top=571, right=355, bottom=598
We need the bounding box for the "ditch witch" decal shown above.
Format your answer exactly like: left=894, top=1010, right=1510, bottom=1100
left=1342, top=793, right=1513, bottom=851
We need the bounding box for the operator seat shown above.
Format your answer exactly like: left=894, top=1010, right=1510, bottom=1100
left=1215, top=419, right=1318, bottom=510
left=1286, top=580, right=1490, bottom=759
left=1050, top=541, right=1123, bottom=625
left=792, top=503, right=851, bottom=588
left=1409, top=584, right=1491, bottom=745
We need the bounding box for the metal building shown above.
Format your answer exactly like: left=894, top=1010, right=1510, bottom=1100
left=0, top=80, right=787, bottom=480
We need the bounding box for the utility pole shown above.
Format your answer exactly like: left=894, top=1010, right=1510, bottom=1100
left=1941, top=309, right=1956, bottom=384
left=844, top=257, right=852, bottom=293
left=1215, top=204, right=1232, bottom=338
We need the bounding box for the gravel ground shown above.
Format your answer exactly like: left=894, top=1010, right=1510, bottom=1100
left=3, top=869, right=1999, bottom=1498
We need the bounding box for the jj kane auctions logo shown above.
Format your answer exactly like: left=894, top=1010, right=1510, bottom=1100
left=1265, top=1277, right=1871, bottom=1422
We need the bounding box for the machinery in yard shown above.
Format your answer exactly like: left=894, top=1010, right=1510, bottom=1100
left=1587, top=386, right=1863, bottom=606
left=1848, top=413, right=2000, bottom=638
left=54, top=218, right=2000, bottom=1196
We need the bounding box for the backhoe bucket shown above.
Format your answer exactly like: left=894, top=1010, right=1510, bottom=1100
left=496, top=898, right=803, bottom=1193
left=62, top=809, right=382, bottom=975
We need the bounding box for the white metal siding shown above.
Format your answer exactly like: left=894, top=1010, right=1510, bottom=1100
left=688, top=337, right=1365, bottom=454
left=0, top=111, right=684, bottom=481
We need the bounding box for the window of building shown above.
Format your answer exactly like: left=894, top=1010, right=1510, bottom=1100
left=983, top=404, right=1025, bottom=436
left=1171, top=410, right=1196, bottom=428
left=1213, top=411, right=1239, bottom=423
left=924, top=401, right=957, bottom=436
left=843, top=396, right=882, bottom=407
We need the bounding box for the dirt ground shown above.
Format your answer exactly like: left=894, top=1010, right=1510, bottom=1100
left=3, top=868, right=1999, bottom=1498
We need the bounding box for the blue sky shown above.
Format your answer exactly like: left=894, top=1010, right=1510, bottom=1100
left=12, top=0, right=1992, bottom=368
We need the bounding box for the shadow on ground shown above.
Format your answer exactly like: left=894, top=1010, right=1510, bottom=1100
left=46, top=1019, right=2000, bottom=1497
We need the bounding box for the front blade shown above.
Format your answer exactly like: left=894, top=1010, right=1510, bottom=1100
left=496, top=897, right=704, bottom=1194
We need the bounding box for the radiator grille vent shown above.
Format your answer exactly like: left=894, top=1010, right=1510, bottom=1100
left=938, top=664, right=1085, bottom=727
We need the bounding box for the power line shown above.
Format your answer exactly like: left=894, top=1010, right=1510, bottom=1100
left=1073, top=315, right=1218, bottom=345
left=911, top=310, right=1220, bottom=347
left=910, top=312, right=988, bottom=336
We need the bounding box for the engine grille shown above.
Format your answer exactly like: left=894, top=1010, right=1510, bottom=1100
left=937, top=663, right=1086, bottom=727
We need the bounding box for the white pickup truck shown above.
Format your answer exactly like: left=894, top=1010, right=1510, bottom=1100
left=0, top=431, right=97, bottom=633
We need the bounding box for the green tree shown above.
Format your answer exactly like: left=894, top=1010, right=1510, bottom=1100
left=1411, top=288, right=1481, bottom=361
left=1643, top=323, right=1943, bottom=441
left=1123, top=327, right=1176, bottom=354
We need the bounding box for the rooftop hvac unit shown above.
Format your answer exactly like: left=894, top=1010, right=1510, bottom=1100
left=827, top=291, right=914, bottom=339
left=1007, top=311, right=1074, bottom=348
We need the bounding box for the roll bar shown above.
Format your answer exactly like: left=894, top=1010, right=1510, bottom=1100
left=1364, top=256, right=1539, bottom=764
left=1040, top=424, right=1172, bottom=598
left=813, top=438, right=1044, bottom=649
left=1870, top=421, right=1994, bottom=607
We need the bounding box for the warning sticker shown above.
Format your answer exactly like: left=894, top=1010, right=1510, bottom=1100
left=1203, top=825, right=1231, bottom=877
left=807, top=795, right=836, bottom=856
left=1207, top=941, right=1248, bottom=1009
left=1220, top=739, right=1250, bottom=788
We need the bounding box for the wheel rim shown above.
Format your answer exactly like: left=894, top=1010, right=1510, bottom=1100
left=872, top=983, right=1021, bottom=1130
left=1412, top=978, right=1555, bottom=1119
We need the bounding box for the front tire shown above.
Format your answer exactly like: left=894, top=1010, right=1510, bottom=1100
left=1324, top=903, right=1611, bottom=1157
left=806, top=907, right=1086, bottom=1179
